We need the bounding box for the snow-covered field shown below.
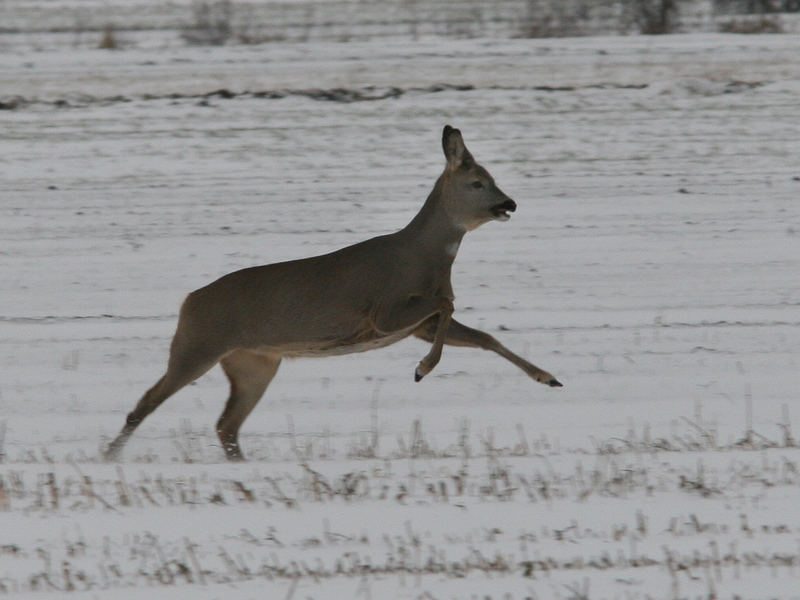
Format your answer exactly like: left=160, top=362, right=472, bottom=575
left=2, top=27, right=800, bottom=599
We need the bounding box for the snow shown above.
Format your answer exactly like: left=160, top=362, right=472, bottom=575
left=2, top=22, right=800, bottom=600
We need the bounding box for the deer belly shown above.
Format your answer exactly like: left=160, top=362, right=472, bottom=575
left=277, top=326, right=414, bottom=358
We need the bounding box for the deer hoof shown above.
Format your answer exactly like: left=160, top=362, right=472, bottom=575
left=414, top=368, right=424, bottom=382
left=548, top=378, right=563, bottom=387
left=103, top=447, right=120, bottom=462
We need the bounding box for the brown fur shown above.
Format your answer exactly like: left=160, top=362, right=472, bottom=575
left=104, top=125, right=561, bottom=461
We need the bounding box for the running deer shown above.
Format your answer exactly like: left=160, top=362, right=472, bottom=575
left=104, top=125, right=562, bottom=461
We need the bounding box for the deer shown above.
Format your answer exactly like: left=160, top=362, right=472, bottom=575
left=104, top=125, right=562, bottom=462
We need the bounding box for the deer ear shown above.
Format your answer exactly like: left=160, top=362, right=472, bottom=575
left=442, top=125, right=474, bottom=170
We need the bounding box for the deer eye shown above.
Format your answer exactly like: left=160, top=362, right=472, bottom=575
left=471, top=181, right=484, bottom=189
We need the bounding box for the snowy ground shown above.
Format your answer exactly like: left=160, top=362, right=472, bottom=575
left=2, top=30, right=800, bottom=599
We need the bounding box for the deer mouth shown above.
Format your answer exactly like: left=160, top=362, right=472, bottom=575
left=490, top=199, right=517, bottom=221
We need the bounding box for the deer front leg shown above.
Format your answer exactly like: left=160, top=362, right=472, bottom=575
left=375, top=295, right=455, bottom=382
left=414, top=317, right=562, bottom=387
left=414, top=297, right=454, bottom=382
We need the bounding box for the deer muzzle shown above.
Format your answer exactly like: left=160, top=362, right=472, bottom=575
left=491, top=198, right=517, bottom=221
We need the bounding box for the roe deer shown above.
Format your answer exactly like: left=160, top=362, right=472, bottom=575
left=104, top=125, right=562, bottom=461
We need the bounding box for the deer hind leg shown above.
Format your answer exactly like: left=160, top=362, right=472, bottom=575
left=217, top=350, right=281, bottom=461
left=104, top=338, right=222, bottom=461
left=414, top=317, right=562, bottom=387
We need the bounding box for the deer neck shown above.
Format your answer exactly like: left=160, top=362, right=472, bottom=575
left=402, top=179, right=466, bottom=262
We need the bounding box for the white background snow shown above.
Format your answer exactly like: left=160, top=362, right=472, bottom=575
left=2, top=4, right=800, bottom=599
